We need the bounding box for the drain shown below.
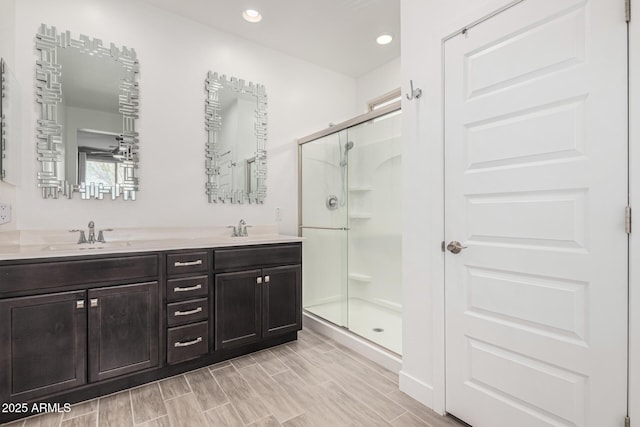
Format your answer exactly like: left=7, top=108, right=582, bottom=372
left=372, top=328, right=384, bottom=333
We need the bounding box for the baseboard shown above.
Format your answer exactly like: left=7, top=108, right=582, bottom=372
left=303, top=311, right=402, bottom=373
left=399, top=370, right=437, bottom=412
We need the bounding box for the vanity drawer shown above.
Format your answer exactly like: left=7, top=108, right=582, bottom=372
left=0, top=255, right=159, bottom=294
left=167, top=321, right=209, bottom=364
left=167, top=298, right=208, bottom=327
left=166, top=275, right=208, bottom=301
left=214, top=244, right=301, bottom=271
left=166, top=251, right=209, bottom=276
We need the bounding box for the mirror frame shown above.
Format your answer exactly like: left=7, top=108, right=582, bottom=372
left=35, top=24, right=140, bottom=200
left=205, top=72, right=267, bottom=204
left=0, top=58, right=5, bottom=181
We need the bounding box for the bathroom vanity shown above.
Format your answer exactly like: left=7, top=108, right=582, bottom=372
left=0, top=233, right=302, bottom=423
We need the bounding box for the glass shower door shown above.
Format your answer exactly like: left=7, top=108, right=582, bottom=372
left=346, top=110, right=402, bottom=354
left=299, top=106, right=402, bottom=355
left=300, top=130, right=349, bottom=327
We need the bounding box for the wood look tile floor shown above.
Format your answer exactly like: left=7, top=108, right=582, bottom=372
left=3, top=329, right=465, bottom=427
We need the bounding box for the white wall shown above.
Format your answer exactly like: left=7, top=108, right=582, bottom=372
left=356, top=57, right=401, bottom=112
left=8, top=0, right=361, bottom=235
left=400, top=0, right=520, bottom=413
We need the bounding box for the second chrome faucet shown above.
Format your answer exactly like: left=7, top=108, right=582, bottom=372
left=70, top=221, right=112, bottom=244
left=228, top=219, right=251, bottom=237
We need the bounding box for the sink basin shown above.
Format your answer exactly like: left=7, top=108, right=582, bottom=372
left=43, top=241, right=133, bottom=251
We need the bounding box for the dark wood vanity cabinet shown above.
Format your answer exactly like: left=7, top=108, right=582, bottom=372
left=0, top=255, right=160, bottom=404
left=214, top=244, right=302, bottom=350
left=0, top=242, right=301, bottom=423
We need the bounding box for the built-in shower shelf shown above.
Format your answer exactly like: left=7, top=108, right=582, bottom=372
left=349, top=186, right=372, bottom=192
left=348, top=273, right=372, bottom=282
left=349, top=213, right=372, bottom=219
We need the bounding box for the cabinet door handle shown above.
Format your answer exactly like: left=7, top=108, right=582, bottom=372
left=173, top=284, right=202, bottom=293
left=174, top=260, right=203, bottom=267
left=174, top=307, right=203, bottom=317
left=76, top=300, right=85, bottom=309
left=264, top=275, right=270, bottom=283
left=90, top=298, right=98, bottom=307
left=174, top=337, right=203, bottom=347
left=257, top=277, right=262, bottom=284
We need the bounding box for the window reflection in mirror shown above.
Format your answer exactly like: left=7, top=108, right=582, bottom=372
left=77, top=130, right=125, bottom=187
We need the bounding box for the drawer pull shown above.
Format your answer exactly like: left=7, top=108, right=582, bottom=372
left=257, top=277, right=262, bottom=284
left=174, top=307, right=203, bottom=317
left=174, top=284, right=202, bottom=293
left=264, top=275, right=270, bottom=283
left=90, top=298, right=98, bottom=307
left=174, top=337, right=203, bottom=348
left=76, top=300, right=85, bottom=309
left=174, top=260, right=203, bottom=267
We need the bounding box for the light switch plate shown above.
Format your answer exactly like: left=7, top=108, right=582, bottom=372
left=0, top=202, right=11, bottom=224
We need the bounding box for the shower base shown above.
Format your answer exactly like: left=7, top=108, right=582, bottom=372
left=305, top=297, right=402, bottom=355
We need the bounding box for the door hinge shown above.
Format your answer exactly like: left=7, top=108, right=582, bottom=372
left=626, top=0, right=631, bottom=23
left=626, top=206, right=632, bottom=234
left=441, top=241, right=446, bottom=252
left=625, top=415, right=631, bottom=427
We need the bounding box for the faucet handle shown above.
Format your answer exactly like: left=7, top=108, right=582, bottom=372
left=227, top=225, right=238, bottom=237
left=241, top=225, right=252, bottom=237
left=69, top=229, right=87, bottom=244
left=96, top=229, right=112, bottom=243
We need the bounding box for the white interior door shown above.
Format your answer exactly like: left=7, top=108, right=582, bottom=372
left=444, top=1, right=628, bottom=426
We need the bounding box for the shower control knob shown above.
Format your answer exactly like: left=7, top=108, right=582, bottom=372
left=446, top=241, right=468, bottom=254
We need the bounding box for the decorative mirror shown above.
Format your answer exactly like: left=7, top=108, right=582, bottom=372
left=205, top=72, right=267, bottom=203
left=35, top=24, right=140, bottom=200
left=0, top=58, right=5, bottom=181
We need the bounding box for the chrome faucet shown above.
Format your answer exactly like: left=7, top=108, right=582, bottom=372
left=87, top=221, right=96, bottom=244
left=228, top=219, right=251, bottom=237
left=70, top=221, right=112, bottom=244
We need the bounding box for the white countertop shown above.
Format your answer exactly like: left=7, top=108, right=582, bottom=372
left=0, top=225, right=303, bottom=261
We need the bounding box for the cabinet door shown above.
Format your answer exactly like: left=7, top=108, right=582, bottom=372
left=215, top=269, right=262, bottom=349
left=88, top=281, right=159, bottom=382
left=262, top=265, right=302, bottom=338
left=0, top=291, right=87, bottom=402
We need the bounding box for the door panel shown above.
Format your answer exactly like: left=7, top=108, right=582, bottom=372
left=0, top=291, right=86, bottom=402
left=215, top=269, right=262, bottom=349
left=88, top=281, right=159, bottom=382
left=444, top=0, right=627, bottom=426
left=263, top=265, right=302, bottom=338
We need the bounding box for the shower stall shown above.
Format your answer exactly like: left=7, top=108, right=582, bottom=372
left=298, top=103, right=402, bottom=355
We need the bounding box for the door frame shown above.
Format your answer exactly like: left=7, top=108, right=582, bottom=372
left=629, top=0, right=638, bottom=421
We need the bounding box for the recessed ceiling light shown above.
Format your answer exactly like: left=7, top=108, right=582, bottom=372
left=376, top=34, right=393, bottom=45
left=243, top=9, right=262, bottom=23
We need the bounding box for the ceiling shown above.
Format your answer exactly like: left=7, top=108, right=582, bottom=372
left=138, top=0, right=400, bottom=78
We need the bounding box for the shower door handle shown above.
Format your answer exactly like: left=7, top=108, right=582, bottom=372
left=298, top=226, right=350, bottom=231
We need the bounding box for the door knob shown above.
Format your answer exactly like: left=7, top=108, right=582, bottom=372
left=446, top=241, right=468, bottom=254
